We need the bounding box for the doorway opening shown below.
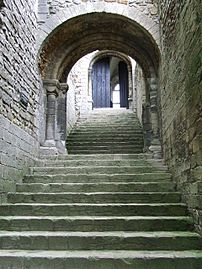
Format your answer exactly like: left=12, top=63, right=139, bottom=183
left=92, top=56, right=129, bottom=109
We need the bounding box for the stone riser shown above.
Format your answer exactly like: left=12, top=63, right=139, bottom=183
left=0, top=232, right=201, bottom=251
left=0, top=217, right=193, bottom=232
left=0, top=204, right=187, bottom=216
left=67, top=135, right=143, bottom=139
left=30, top=166, right=161, bottom=175
left=16, top=182, right=176, bottom=193
left=42, top=154, right=151, bottom=160
left=34, top=160, right=152, bottom=167
left=1, top=253, right=201, bottom=269
left=7, top=192, right=181, bottom=204
left=67, top=146, right=143, bottom=150
left=67, top=140, right=142, bottom=144
left=24, top=173, right=171, bottom=183
left=67, top=139, right=143, bottom=144
left=68, top=149, right=143, bottom=154
left=71, top=129, right=142, bottom=134
left=70, top=132, right=143, bottom=136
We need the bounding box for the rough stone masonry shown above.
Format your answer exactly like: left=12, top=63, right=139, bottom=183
left=0, top=0, right=40, bottom=201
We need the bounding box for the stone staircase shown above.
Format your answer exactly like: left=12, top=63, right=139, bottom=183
left=0, top=109, right=202, bottom=268
left=66, top=108, right=144, bottom=154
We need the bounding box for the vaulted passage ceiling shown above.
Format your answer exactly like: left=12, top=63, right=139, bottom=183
left=38, top=13, right=160, bottom=81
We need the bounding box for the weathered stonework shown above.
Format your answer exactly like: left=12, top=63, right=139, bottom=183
left=159, top=0, right=202, bottom=233
left=0, top=0, right=40, bottom=135
left=0, top=115, right=38, bottom=203
left=46, top=0, right=158, bottom=21
left=0, top=0, right=40, bottom=200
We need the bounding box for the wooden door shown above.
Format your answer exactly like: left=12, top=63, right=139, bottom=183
left=119, top=61, right=129, bottom=108
left=92, top=57, right=111, bottom=108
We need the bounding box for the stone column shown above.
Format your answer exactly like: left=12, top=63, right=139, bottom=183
left=56, top=83, right=69, bottom=154
left=43, top=79, right=60, bottom=150
left=128, top=65, right=133, bottom=110
left=148, top=78, right=162, bottom=158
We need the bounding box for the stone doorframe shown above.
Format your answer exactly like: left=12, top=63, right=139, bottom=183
left=87, top=51, right=133, bottom=110
left=41, top=79, right=69, bottom=155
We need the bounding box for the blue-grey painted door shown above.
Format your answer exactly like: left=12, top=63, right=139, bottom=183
left=92, top=57, right=110, bottom=108
left=119, top=61, right=129, bottom=108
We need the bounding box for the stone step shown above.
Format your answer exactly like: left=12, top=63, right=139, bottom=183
left=70, top=130, right=143, bottom=135
left=75, top=124, right=141, bottom=128
left=67, top=145, right=143, bottom=149
left=82, top=120, right=139, bottom=123
left=24, top=173, right=171, bottom=183
left=67, top=138, right=142, bottom=144
left=68, top=149, right=143, bottom=154
left=7, top=192, right=181, bottom=204
left=1, top=250, right=202, bottom=269
left=30, top=166, right=162, bottom=175
left=41, top=154, right=151, bottom=160
left=0, top=203, right=187, bottom=216
left=67, top=133, right=143, bottom=139
left=72, top=127, right=142, bottom=132
left=0, top=216, right=193, bottom=232
left=0, top=231, right=200, bottom=251
left=16, top=182, right=176, bottom=193
left=67, top=137, right=143, bottom=143
left=34, top=159, right=152, bottom=167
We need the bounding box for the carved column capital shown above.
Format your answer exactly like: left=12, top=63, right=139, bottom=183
left=59, top=83, right=69, bottom=94
left=43, top=79, right=60, bottom=96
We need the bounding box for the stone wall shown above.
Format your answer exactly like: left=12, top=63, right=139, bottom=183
left=159, top=0, right=202, bottom=233
left=66, top=71, right=78, bottom=134
left=0, top=0, right=40, bottom=201
left=134, top=63, right=146, bottom=124
left=47, top=0, right=158, bottom=21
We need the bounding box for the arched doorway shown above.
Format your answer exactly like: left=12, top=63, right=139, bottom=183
left=37, top=11, right=160, bottom=155
left=91, top=56, right=129, bottom=109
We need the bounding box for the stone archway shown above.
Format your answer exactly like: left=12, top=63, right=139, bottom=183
left=37, top=8, right=161, bottom=156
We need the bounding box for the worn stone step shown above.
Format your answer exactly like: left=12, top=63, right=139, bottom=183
left=16, top=182, right=176, bottom=193
left=70, top=130, right=143, bottom=135
left=76, top=122, right=140, bottom=126
left=67, top=141, right=143, bottom=147
left=67, top=137, right=143, bottom=143
left=67, top=134, right=143, bottom=140
left=30, top=166, right=161, bottom=175
left=0, top=216, right=193, bottom=232
left=1, top=250, right=202, bottom=269
left=34, top=159, right=152, bottom=167
left=74, top=125, right=141, bottom=130
left=71, top=128, right=142, bottom=133
left=7, top=192, right=181, bottom=204
left=68, top=149, right=143, bottom=154
left=0, top=231, right=200, bottom=251
left=2, top=249, right=202, bottom=269
left=24, top=173, right=171, bottom=183
left=67, top=145, right=143, bottom=150
left=0, top=203, right=187, bottom=216
left=41, top=153, right=151, bottom=160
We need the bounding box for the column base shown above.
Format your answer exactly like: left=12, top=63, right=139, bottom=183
left=40, top=140, right=67, bottom=156
left=149, top=139, right=162, bottom=159
left=56, top=140, right=67, bottom=155
left=40, top=146, right=59, bottom=156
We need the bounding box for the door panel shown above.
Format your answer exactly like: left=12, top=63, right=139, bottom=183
left=119, top=61, right=129, bottom=108
left=92, top=57, right=110, bottom=108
